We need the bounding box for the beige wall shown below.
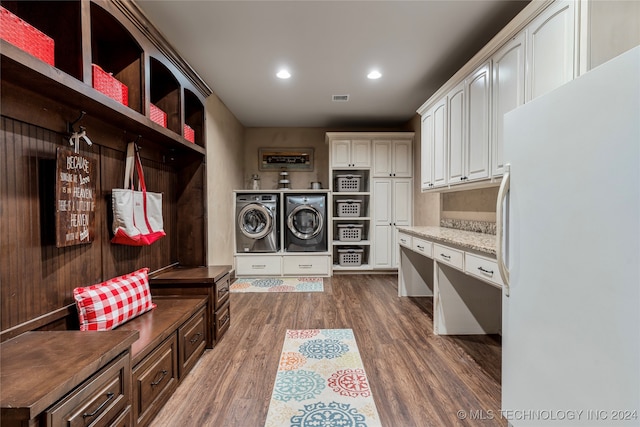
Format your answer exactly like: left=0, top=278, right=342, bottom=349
left=441, top=187, right=499, bottom=222
left=243, top=128, right=330, bottom=191
left=206, top=93, right=245, bottom=266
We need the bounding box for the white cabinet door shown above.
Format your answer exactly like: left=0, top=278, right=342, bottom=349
left=432, top=98, right=448, bottom=188
left=421, top=112, right=434, bottom=190
left=373, top=140, right=412, bottom=178
left=465, top=62, right=491, bottom=182
left=526, top=0, right=575, bottom=101
left=331, top=139, right=371, bottom=168
left=392, top=140, right=412, bottom=178
left=492, top=32, right=525, bottom=177
left=372, top=140, right=392, bottom=177
left=351, top=140, right=371, bottom=168
left=372, top=178, right=392, bottom=267
left=372, top=178, right=412, bottom=268
left=331, top=140, right=352, bottom=168
left=447, top=82, right=465, bottom=184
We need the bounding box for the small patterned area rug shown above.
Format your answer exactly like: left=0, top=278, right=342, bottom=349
left=265, top=329, right=382, bottom=427
left=230, top=277, right=324, bottom=293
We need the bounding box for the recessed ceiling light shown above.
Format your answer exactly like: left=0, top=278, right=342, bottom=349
left=277, top=69, right=291, bottom=79
left=367, top=70, right=382, bottom=80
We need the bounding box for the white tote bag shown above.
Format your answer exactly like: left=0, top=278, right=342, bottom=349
left=111, top=142, right=165, bottom=246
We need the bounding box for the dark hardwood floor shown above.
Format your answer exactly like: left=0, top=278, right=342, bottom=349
left=151, top=274, right=504, bottom=426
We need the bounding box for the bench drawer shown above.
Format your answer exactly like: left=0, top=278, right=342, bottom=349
left=179, top=307, right=207, bottom=378
left=110, top=405, right=133, bottom=427
left=433, top=244, right=464, bottom=270
left=46, top=352, right=130, bottom=427
left=412, top=237, right=433, bottom=257
left=215, top=300, right=231, bottom=341
left=132, top=334, right=178, bottom=427
left=465, top=253, right=503, bottom=289
left=214, top=273, right=230, bottom=310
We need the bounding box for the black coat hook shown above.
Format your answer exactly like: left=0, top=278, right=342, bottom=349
left=67, top=111, right=86, bottom=134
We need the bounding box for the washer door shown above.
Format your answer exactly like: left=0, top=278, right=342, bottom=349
left=238, top=203, right=273, bottom=240
left=287, top=205, right=323, bottom=240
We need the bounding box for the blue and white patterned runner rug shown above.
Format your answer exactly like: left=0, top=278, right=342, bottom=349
left=265, top=329, right=382, bottom=427
left=231, top=277, right=324, bottom=293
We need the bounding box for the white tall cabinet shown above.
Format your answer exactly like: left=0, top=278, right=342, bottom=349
left=372, top=178, right=412, bottom=268
left=328, top=132, right=413, bottom=272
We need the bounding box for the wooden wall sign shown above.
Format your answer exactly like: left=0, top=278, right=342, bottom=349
left=259, top=148, right=314, bottom=170
left=55, top=148, right=97, bottom=247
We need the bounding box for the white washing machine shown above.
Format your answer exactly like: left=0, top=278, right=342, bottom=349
left=285, top=194, right=327, bottom=252
left=236, top=193, right=279, bottom=252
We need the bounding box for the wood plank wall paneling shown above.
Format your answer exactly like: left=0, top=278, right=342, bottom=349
left=1, top=116, right=180, bottom=334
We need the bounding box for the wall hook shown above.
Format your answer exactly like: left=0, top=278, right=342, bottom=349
left=67, top=110, right=86, bottom=134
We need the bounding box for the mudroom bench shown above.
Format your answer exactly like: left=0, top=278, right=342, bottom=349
left=0, top=296, right=208, bottom=427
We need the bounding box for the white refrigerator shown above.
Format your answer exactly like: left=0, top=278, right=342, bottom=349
left=498, top=46, right=639, bottom=426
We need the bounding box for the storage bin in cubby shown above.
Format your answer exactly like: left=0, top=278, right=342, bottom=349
left=184, top=124, right=195, bottom=143
left=150, top=103, right=167, bottom=127
left=0, top=6, right=55, bottom=66
left=335, top=174, right=361, bottom=192
left=338, top=248, right=363, bottom=266
left=336, top=200, right=362, bottom=217
left=337, top=224, right=363, bottom=242
left=92, top=64, right=128, bottom=106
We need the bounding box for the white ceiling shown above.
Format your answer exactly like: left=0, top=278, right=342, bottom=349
left=135, top=0, right=530, bottom=128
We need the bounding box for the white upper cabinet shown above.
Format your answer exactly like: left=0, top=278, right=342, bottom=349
left=420, top=112, right=434, bottom=190
left=372, top=140, right=412, bottom=178
left=331, top=139, right=371, bottom=168
left=447, top=82, right=465, bottom=184
left=491, top=32, right=526, bottom=177
left=432, top=98, right=448, bottom=188
left=465, top=62, right=491, bottom=182
left=526, top=0, right=576, bottom=101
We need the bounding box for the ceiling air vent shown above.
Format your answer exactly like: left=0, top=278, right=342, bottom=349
left=332, top=94, right=349, bottom=102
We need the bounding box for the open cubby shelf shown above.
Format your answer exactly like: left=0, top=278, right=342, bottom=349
left=1, top=0, right=206, bottom=155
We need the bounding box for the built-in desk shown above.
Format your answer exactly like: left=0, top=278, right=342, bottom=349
left=396, top=226, right=502, bottom=335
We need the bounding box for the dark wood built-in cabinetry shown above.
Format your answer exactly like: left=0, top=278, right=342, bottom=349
left=0, top=1, right=219, bottom=426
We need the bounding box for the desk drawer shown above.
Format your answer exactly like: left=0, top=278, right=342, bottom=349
left=46, top=352, right=130, bottom=427
left=465, top=253, right=503, bottom=289
left=132, top=335, right=178, bottom=427
left=412, top=237, right=433, bottom=258
left=433, top=244, right=464, bottom=270
left=397, top=232, right=412, bottom=248
left=178, top=307, right=207, bottom=378
left=236, top=256, right=281, bottom=276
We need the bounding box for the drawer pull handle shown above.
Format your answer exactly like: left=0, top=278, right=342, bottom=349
left=416, top=245, right=424, bottom=250
left=478, top=266, right=494, bottom=276
left=252, top=264, right=266, bottom=269
left=190, top=332, right=202, bottom=344
left=82, top=392, right=115, bottom=418
left=440, top=253, right=451, bottom=260
left=218, top=287, right=229, bottom=298
left=299, top=264, right=312, bottom=268
left=151, top=369, right=168, bottom=387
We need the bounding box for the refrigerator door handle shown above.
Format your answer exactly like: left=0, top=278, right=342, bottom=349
left=496, top=164, right=510, bottom=296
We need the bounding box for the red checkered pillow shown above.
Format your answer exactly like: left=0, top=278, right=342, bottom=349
left=74, top=268, right=156, bottom=331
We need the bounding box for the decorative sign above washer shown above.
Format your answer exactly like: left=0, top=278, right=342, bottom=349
left=259, top=148, right=314, bottom=171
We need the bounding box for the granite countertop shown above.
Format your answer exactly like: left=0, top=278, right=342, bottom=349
left=396, top=226, right=497, bottom=256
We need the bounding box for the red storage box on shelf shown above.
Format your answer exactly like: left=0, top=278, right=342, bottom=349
left=183, top=124, right=195, bottom=143
left=92, top=64, right=128, bottom=106
left=0, top=6, right=54, bottom=66
left=150, top=103, right=167, bottom=127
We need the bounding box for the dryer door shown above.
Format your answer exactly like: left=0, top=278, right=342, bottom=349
left=238, top=203, right=273, bottom=240
left=287, top=205, right=323, bottom=240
